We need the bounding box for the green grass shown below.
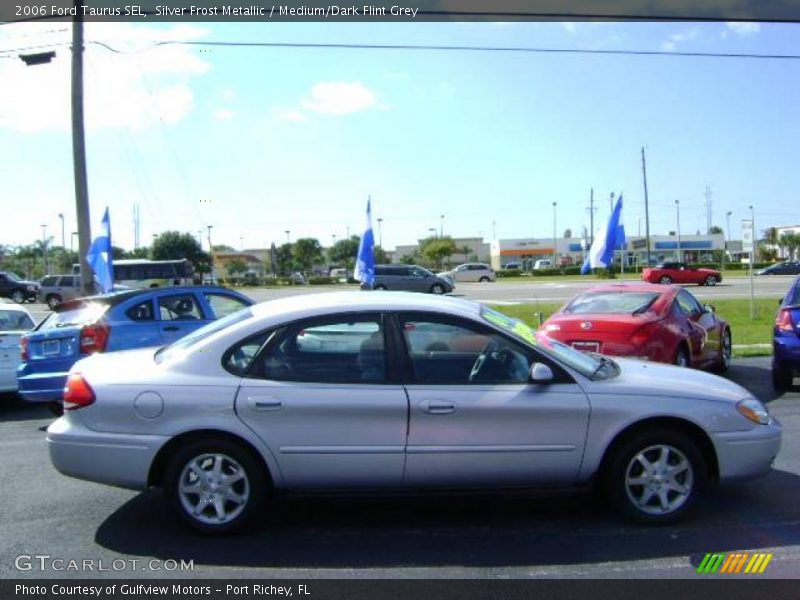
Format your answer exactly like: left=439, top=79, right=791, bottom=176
left=487, top=297, right=780, bottom=358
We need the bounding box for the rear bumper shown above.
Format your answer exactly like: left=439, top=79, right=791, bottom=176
left=47, top=415, right=167, bottom=491
left=774, top=337, right=800, bottom=370
left=17, top=370, right=68, bottom=403
left=713, top=421, right=782, bottom=482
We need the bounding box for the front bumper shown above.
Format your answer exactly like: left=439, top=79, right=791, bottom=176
left=47, top=414, right=168, bottom=491
left=713, top=420, right=782, bottom=482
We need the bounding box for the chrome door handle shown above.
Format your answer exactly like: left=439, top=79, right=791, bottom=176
left=248, top=396, right=283, bottom=410
left=420, top=399, right=456, bottom=415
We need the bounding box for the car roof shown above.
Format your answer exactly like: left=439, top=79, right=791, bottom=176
left=54, top=286, right=245, bottom=312
left=250, top=291, right=482, bottom=322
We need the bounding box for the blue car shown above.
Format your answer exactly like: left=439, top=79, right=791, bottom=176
left=773, top=275, right=800, bottom=390
left=17, top=286, right=253, bottom=411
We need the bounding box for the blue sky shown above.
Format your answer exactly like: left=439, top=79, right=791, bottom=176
left=1, top=20, right=799, bottom=251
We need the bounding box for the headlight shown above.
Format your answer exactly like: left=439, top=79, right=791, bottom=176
left=737, top=398, right=771, bottom=425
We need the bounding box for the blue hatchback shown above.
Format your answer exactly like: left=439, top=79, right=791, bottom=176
left=773, top=275, right=800, bottom=390
left=17, top=286, right=253, bottom=409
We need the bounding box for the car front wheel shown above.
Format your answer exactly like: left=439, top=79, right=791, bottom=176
left=603, top=429, right=706, bottom=524
left=715, top=329, right=732, bottom=373
left=10, top=290, right=24, bottom=303
left=430, top=284, right=445, bottom=294
left=704, top=275, right=718, bottom=286
left=165, top=438, right=267, bottom=535
left=659, top=276, right=672, bottom=285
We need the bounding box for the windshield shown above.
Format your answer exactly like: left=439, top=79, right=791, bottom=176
left=564, top=292, right=660, bottom=315
left=0, top=309, right=34, bottom=331
left=5, top=272, right=21, bottom=282
left=154, top=307, right=255, bottom=364
left=480, top=306, right=609, bottom=379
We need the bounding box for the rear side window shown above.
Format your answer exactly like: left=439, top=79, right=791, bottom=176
left=59, top=276, right=76, bottom=287
left=158, top=294, right=203, bottom=321
left=126, top=300, right=154, bottom=322
left=38, top=303, right=108, bottom=331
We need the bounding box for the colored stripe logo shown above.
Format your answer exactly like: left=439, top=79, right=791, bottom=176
left=696, top=552, right=773, bottom=574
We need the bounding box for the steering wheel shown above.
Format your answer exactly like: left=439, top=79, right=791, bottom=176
left=469, top=339, right=502, bottom=382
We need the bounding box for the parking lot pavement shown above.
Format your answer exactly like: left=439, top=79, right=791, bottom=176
left=1, top=357, right=799, bottom=579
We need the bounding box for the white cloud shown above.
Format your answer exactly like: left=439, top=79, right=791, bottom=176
left=301, top=81, right=379, bottom=116
left=214, top=109, right=235, bottom=121
left=0, top=23, right=210, bottom=133
left=661, top=29, right=699, bottom=52
left=726, top=22, right=761, bottom=36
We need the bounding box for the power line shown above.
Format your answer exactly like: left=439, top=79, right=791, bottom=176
left=4, top=39, right=800, bottom=61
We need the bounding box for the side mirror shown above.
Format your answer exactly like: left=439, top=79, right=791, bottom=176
left=703, top=304, right=715, bottom=314
left=779, top=297, right=783, bottom=306
left=530, top=362, right=554, bottom=383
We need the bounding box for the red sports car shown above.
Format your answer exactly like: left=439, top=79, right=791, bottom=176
left=641, top=262, right=722, bottom=286
left=540, top=283, right=731, bottom=371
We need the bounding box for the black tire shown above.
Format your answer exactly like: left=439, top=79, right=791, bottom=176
left=659, top=276, right=673, bottom=285
left=46, top=295, right=62, bottom=310
left=430, top=284, right=445, bottom=295
left=772, top=363, right=793, bottom=391
left=602, top=428, right=707, bottom=524
left=714, top=329, right=732, bottom=374
left=479, top=276, right=490, bottom=283
left=373, top=284, right=387, bottom=291
left=704, top=275, right=717, bottom=287
left=673, top=345, right=690, bottom=368
left=10, top=290, right=24, bottom=304
left=164, top=438, right=268, bottom=535
left=47, top=401, right=64, bottom=417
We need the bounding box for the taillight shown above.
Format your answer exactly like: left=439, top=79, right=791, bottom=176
left=63, top=372, right=95, bottom=410
left=776, top=309, right=795, bottom=333
left=20, top=337, right=29, bottom=361
left=79, top=322, right=109, bottom=354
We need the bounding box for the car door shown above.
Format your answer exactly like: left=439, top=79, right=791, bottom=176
left=396, top=312, right=590, bottom=487
left=156, top=292, right=207, bottom=344
left=234, top=313, right=409, bottom=488
left=674, top=289, right=719, bottom=366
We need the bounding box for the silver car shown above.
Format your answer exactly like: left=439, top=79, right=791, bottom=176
left=47, top=292, right=781, bottom=534
left=439, top=263, right=496, bottom=283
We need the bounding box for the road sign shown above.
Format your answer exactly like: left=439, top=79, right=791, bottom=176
left=742, top=220, right=754, bottom=253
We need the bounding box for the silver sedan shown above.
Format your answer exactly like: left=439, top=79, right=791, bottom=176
left=47, top=292, right=781, bottom=534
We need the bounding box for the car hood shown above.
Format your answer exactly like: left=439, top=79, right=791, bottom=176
left=582, top=357, right=751, bottom=405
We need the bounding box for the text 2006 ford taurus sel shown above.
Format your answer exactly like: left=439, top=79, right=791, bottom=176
left=47, top=292, right=781, bottom=534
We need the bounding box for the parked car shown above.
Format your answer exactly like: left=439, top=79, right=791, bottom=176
left=37, top=274, right=128, bottom=309
left=540, top=283, right=731, bottom=372
left=757, top=261, right=800, bottom=276
left=47, top=291, right=780, bottom=534
left=0, top=300, right=36, bottom=393
left=534, top=259, right=553, bottom=270
left=773, top=275, right=800, bottom=390
left=503, top=262, right=522, bottom=270
left=17, top=286, right=253, bottom=413
left=641, top=263, right=722, bottom=286
left=0, top=271, right=39, bottom=303
left=438, top=263, right=495, bottom=283
left=365, top=265, right=454, bottom=294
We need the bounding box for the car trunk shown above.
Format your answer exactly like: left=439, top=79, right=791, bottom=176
left=545, top=313, right=660, bottom=354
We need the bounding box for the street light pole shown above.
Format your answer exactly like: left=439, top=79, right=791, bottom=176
left=725, top=210, right=732, bottom=268
left=440, top=214, right=444, bottom=238
left=377, top=218, right=383, bottom=248
left=641, top=147, right=652, bottom=267
left=58, top=213, right=65, bottom=250
left=41, top=225, right=48, bottom=275
left=552, top=202, right=557, bottom=267
left=285, top=230, right=290, bottom=245
left=675, top=200, right=681, bottom=262
left=749, top=205, right=755, bottom=319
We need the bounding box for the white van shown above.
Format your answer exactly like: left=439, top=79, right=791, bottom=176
left=533, top=259, right=553, bottom=270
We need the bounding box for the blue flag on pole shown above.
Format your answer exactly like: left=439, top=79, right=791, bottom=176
left=354, top=198, right=376, bottom=287
left=86, top=207, right=114, bottom=293
left=581, top=195, right=624, bottom=274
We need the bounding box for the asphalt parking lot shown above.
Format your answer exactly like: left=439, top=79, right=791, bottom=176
left=1, top=356, right=798, bottom=579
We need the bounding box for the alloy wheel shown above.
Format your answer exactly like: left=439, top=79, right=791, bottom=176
left=178, top=453, right=250, bottom=526
left=624, top=444, right=694, bottom=516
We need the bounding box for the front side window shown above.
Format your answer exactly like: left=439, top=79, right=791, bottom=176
left=254, top=316, right=385, bottom=383
left=399, top=314, right=531, bottom=384
left=675, top=290, right=702, bottom=316
left=159, top=294, right=203, bottom=321
left=205, top=293, right=249, bottom=318
left=41, top=276, right=58, bottom=287
left=411, top=267, right=431, bottom=278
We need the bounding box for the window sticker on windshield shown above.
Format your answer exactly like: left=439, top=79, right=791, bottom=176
left=482, top=309, right=537, bottom=345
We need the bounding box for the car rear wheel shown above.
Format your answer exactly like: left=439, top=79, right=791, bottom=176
left=10, top=290, right=24, bottom=303
left=603, top=429, right=706, bottom=524
left=373, top=284, right=387, bottom=291
left=659, top=276, right=673, bottom=285
left=704, top=275, right=718, bottom=286
left=46, top=294, right=62, bottom=310
left=165, top=438, right=267, bottom=535
left=479, top=276, right=490, bottom=283
left=673, top=345, right=690, bottom=368
left=430, top=284, right=445, bottom=295
left=772, top=364, right=793, bottom=391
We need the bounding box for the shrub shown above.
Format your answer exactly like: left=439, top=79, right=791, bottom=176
left=308, top=276, right=337, bottom=285
left=496, top=269, right=523, bottom=277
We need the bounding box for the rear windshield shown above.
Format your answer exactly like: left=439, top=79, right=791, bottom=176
left=564, top=292, right=660, bottom=315
left=0, top=310, right=34, bottom=331
left=37, top=303, right=108, bottom=331
left=790, top=282, right=800, bottom=306
left=154, top=307, right=254, bottom=364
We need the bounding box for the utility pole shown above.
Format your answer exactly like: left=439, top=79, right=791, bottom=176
left=41, top=225, right=48, bottom=275
left=641, top=147, right=652, bottom=267
left=72, top=3, right=93, bottom=295
left=552, top=202, right=558, bottom=267
left=587, top=188, right=596, bottom=247
left=704, top=186, right=713, bottom=234
left=749, top=205, right=755, bottom=320
left=675, top=200, right=682, bottom=262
